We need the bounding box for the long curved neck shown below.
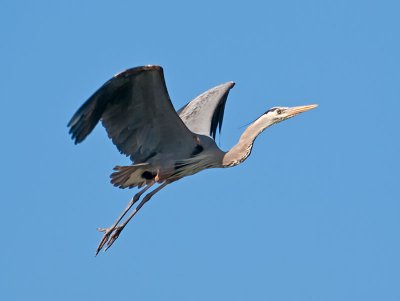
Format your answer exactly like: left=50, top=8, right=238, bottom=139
left=222, top=116, right=273, bottom=167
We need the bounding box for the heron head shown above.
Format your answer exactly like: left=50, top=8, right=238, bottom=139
left=263, top=104, right=318, bottom=125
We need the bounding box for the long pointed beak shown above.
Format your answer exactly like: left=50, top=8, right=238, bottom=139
left=286, top=104, right=318, bottom=117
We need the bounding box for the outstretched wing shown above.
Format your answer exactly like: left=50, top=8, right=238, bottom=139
left=68, top=65, right=197, bottom=163
left=177, top=81, right=235, bottom=139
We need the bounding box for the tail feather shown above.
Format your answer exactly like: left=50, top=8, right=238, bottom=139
left=110, top=163, right=154, bottom=189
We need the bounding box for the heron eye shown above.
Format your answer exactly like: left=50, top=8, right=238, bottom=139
left=276, top=109, right=282, bottom=115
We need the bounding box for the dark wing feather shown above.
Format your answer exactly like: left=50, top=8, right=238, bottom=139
left=177, top=82, right=235, bottom=140
left=68, top=65, right=197, bottom=163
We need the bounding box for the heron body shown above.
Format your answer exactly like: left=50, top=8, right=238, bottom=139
left=68, top=65, right=317, bottom=254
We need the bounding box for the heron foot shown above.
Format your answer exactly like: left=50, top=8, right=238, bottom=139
left=96, top=225, right=124, bottom=255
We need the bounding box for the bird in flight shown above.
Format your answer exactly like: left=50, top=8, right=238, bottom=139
left=68, top=65, right=317, bottom=255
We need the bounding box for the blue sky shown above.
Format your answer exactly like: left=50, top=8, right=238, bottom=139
left=1, top=0, right=399, bottom=300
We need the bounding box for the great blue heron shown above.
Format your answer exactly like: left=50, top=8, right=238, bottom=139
left=68, top=65, right=317, bottom=254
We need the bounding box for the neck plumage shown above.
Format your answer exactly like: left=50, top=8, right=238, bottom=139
left=222, top=116, right=273, bottom=167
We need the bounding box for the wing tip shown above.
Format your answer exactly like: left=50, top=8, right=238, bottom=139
left=220, top=81, right=235, bottom=89
left=67, top=125, right=85, bottom=144
left=67, top=112, right=93, bottom=144
left=209, top=81, right=235, bottom=94
left=227, top=81, right=235, bottom=88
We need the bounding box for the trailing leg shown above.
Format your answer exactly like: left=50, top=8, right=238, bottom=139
left=95, top=183, right=154, bottom=255
left=104, top=181, right=172, bottom=251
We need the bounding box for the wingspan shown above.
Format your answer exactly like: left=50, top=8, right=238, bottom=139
left=68, top=65, right=197, bottom=163
left=177, top=81, right=235, bottom=139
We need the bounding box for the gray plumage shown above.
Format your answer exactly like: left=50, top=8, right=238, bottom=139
left=68, top=65, right=317, bottom=254
left=177, top=81, right=234, bottom=139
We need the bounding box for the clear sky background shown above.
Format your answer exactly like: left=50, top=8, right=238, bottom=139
left=1, top=1, right=399, bottom=300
